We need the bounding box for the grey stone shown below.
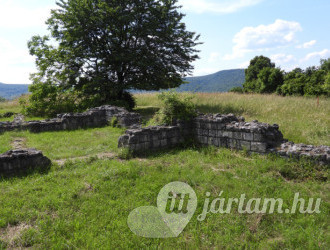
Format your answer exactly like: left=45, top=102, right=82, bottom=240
left=228, top=139, right=237, bottom=149
left=233, top=132, right=243, bottom=140
left=253, top=133, right=265, bottom=142
left=240, top=141, right=251, bottom=151
left=222, top=131, right=233, bottom=138
left=251, top=142, right=267, bottom=153
left=243, top=133, right=253, bottom=141
left=0, top=149, right=51, bottom=176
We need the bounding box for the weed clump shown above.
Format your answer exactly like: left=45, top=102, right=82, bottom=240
left=151, top=91, right=197, bottom=125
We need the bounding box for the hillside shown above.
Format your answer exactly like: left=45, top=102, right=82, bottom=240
left=177, top=69, right=245, bottom=92
left=0, top=82, right=29, bottom=99
left=0, top=69, right=245, bottom=98
left=132, top=69, right=245, bottom=93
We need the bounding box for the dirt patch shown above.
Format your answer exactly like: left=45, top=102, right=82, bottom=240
left=11, top=137, right=27, bottom=150
left=248, top=213, right=264, bottom=233
left=54, top=152, right=116, bottom=166
left=0, top=223, right=31, bottom=248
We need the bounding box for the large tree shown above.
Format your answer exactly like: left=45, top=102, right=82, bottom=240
left=243, top=56, right=283, bottom=93
left=27, top=0, right=200, bottom=115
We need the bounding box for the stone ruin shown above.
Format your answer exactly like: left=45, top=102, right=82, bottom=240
left=118, top=113, right=329, bottom=165
left=0, top=149, right=51, bottom=176
left=0, top=106, right=329, bottom=177
left=0, top=105, right=141, bottom=134
left=278, top=142, right=330, bottom=164
left=0, top=105, right=141, bottom=176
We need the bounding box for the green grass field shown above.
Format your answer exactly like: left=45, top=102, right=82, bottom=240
left=0, top=93, right=329, bottom=249
left=136, top=93, right=330, bottom=146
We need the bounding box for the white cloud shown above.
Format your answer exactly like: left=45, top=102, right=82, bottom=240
left=296, top=40, right=317, bottom=49
left=224, top=19, right=302, bottom=60
left=237, top=60, right=250, bottom=68
left=0, top=0, right=55, bottom=28
left=302, top=49, right=330, bottom=62
left=0, top=1, right=57, bottom=83
left=0, top=37, right=35, bottom=83
left=270, top=54, right=296, bottom=64
left=208, top=52, right=221, bottom=63
left=179, top=0, right=263, bottom=14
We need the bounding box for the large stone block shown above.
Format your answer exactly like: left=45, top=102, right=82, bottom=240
left=170, top=137, right=179, bottom=145
left=0, top=149, right=51, bottom=176
left=202, top=129, right=209, bottom=136
left=228, top=139, right=238, bottom=149
left=216, top=130, right=223, bottom=137
left=161, top=139, right=168, bottom=147
left=251, top=142, right=267, bottom=153
left=209, top=130, right=217, bottom=137
left=222, top=131, right=233, bottom=138
left=233, top=132, right=243, bottom=140
left=208, top=137, right=215, bottom=145
left=240, top=140, right=251, bottom=151
left=243, top=132, right=254, bottom=141
left=253, top=133, right=265, bottom=142
left=152, top=140, right=161, bottom=148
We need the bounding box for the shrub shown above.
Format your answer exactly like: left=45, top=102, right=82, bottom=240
left=20, top=82, right=136, bottom=117
left=229, top=87, right=244, bottom=93
left=19, top=83, right=79, bottom=117
left=152, top=91, right=197, bottom=125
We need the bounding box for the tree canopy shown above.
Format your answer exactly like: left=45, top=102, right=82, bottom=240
left=243, top=56, right=283, bottom=93
left=26, top=0, right=200, bottom=116
left=241, top=55, right=329, bottom=97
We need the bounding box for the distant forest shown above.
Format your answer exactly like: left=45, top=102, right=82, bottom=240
left=231, top=56, right=330, bottom=97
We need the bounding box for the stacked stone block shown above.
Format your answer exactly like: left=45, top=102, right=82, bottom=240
left=119, top=114, right=284, bottom=154
left=0, top=149, right=51, bottom=176
left=278, top=142, right=330, bottom=165
left=118, top=125, right=189, bottom=152
left=0, top=106, right=141, bottom=134
left=91, top=105, right=141, bottom=127
left=194, top=114, right=283, bottom=153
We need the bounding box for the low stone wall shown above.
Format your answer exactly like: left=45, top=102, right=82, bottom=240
left=194, top=114, right=284, bottom=153
left=118, top=123, right=192, bottom=152
left=118, top=113, right=329, bottom=165
left=278, top=142, right=330, bottom=165
left=0, top=105, right=141, bottom=134
left=91, top=106, right=141, bottom=128
left=0, top=149, right=51, bottom=176
left=118, top=114, right=284, bottom=154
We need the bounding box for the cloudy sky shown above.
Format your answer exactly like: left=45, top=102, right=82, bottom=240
left=1, top=0, right=330, bottom=84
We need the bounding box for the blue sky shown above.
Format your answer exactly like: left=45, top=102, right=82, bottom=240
left=1, top=0, right=330, bottom=84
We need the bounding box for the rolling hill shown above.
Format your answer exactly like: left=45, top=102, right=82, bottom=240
left=0, top=69, right=245, bottom=99
left=177, top=69, right=245, bottom=92
left=0, top=82, right=29, bottom=99
left=133, top=69, right=245, bottom=93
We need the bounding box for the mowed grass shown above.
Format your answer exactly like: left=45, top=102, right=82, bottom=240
left=0, top=94, right=329, bottom=248
left=135, top=93, right=330, bottom=146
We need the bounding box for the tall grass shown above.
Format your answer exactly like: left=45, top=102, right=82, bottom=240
left=135, top=93, right=330, bottom=146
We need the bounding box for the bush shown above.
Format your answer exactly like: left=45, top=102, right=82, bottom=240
left=229, top=87, right=244, bottom=93
left=152, top=91, right=197, bottom=125
left=20, top=82, right=136, bottom=117
left=20, top=82, right=79, bottom=117
left=0, top=96, right=6, bottom=102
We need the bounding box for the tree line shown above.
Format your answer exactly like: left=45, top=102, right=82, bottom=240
left=231, top=56, right=330, bottom=97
